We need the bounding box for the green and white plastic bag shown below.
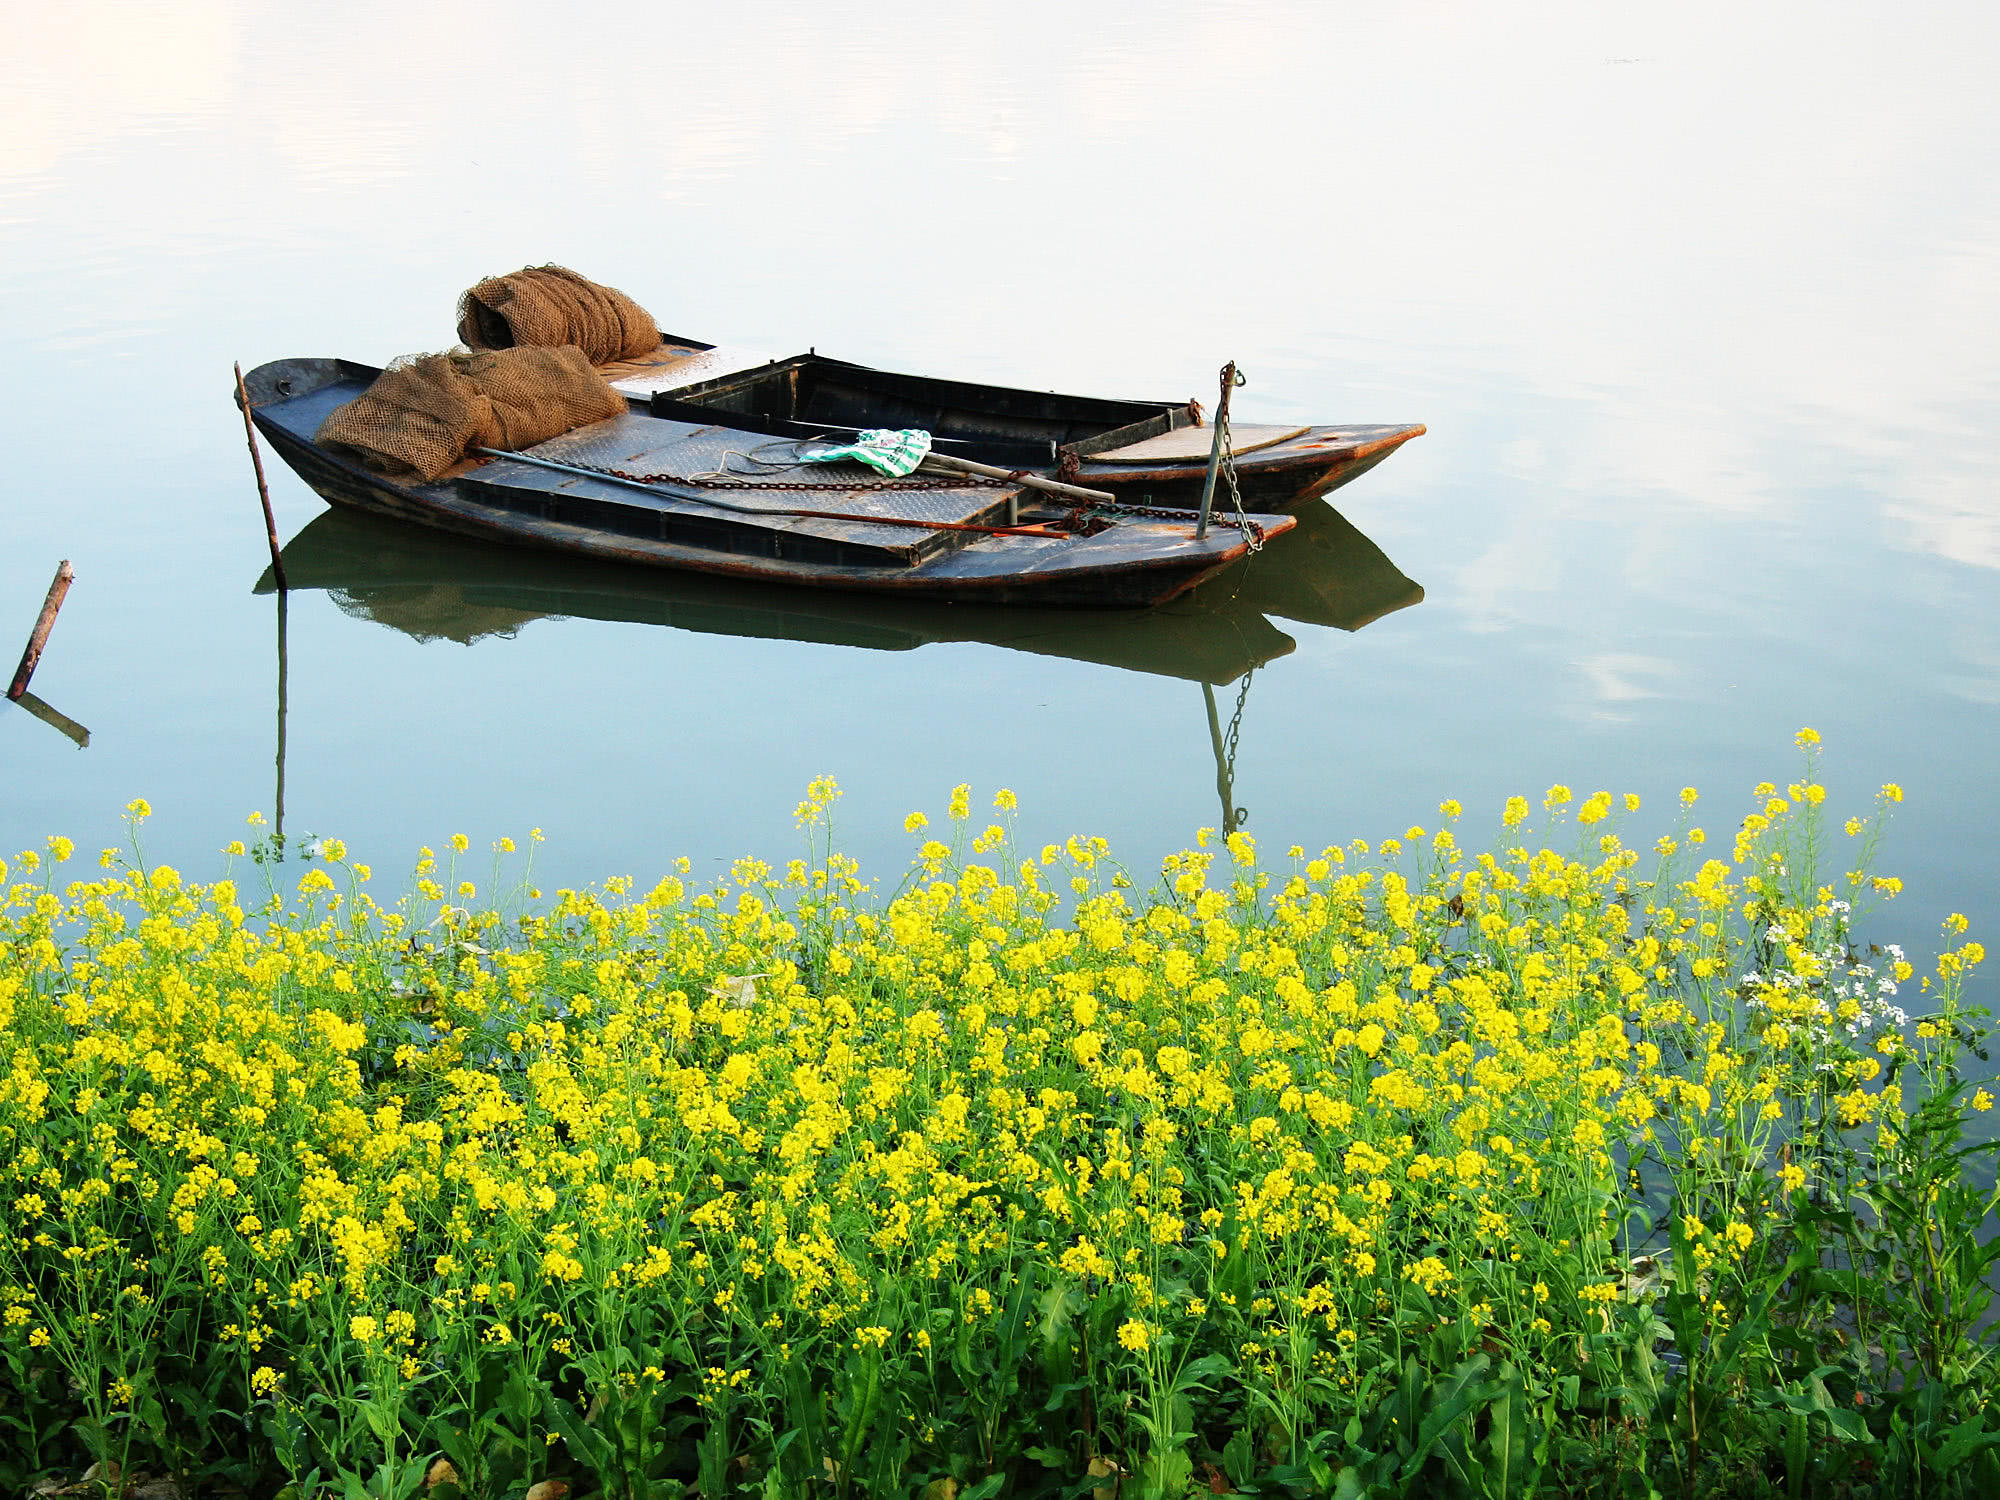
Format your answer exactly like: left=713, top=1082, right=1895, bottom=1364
left=798, top=428, right=933, bottom=478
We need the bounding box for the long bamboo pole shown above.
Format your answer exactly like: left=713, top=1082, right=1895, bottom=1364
left=236, top=362, right=288, bottom=590
left=9, top=560, right=73, bottom=701
left=916, top=453, right=1116, bottom=505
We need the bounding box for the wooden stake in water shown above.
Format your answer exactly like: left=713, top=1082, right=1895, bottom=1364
left=275, top=588, right=288, bottom=842
left=236, top=361, right=288, bottom=591
left=9, top=560, right=73, bottom=701
left=13, top=690, right=89, bottom=749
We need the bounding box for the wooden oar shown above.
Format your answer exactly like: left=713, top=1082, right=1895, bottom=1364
left=918, top=452, right=1115, bottom=505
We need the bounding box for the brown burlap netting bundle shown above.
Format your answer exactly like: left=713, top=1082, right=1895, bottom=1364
left=314, top=346, right=625, bottom=483
left=456, top=265, right=661, bottom=365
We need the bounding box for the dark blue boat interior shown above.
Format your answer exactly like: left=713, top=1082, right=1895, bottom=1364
left=652, top=354, right=1186, bottom=468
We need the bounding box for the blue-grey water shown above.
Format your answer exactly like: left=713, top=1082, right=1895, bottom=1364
left=4, top=1, right=1997, bottom=983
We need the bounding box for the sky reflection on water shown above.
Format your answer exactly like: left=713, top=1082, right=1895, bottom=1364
left=3, top=1, right=1997, bottom=977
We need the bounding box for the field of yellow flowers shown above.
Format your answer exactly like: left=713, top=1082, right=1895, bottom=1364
left=3, top=733, right=1995, bottom=1500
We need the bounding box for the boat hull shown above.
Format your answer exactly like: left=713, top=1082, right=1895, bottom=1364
left=244, top=359, right=1290, bottom=610
left=1075, top=429, right=1420, bottom=511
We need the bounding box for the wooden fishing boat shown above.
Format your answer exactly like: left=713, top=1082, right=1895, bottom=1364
left=600, top=341, right=1426, bottom=513
left=242, top=357, right=1294, bottom=609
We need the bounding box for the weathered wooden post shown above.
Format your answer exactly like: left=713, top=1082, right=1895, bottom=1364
left=13, top=691, right=89, bottom=749
left=275, top=588, right=288, bottom=841
left=236, top=361, right=288, bottom=591
left=1195, top=362, right=1243, bottom=541
left=9, top=560, right=73, bottom=701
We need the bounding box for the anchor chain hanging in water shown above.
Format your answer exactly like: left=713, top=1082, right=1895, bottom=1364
left=1221, top=665, right=1255, bottom=832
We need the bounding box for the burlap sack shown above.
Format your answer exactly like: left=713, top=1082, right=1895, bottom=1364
left=315, top=346, right=625, bottom=483
left=456, top=265, right=661, bottom=365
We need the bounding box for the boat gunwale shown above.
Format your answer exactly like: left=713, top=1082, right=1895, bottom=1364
left=1072, top=423, right=1429, bottom=483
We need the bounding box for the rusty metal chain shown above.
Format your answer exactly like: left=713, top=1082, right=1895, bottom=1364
left=1221, top=665, right=1255, bottom=832
left=1087, top=496, right=1269, bottom=545
left=594, top=462, right=1013, bottom=493
left=534, top=449, right=1268, bottom=543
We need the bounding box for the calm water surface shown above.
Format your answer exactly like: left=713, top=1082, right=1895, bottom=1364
left=4, top=2, right=1997, bottom=979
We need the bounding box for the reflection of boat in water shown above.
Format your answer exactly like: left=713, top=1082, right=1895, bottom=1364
left=256, top=499, right=1421, bottom=835
left=256, top=501, right=1421, bottom=687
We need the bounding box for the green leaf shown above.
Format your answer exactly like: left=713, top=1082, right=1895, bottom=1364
left=1397, top=1358, right=1497, bottom=1493
left=541, top=1392, right=613, bottom=1470
left=1932, top=1415, right=2000, bottom=1472
left=1043, top=1378, right=1094, bottom=1413
left=1174, top=1353, right=1234, bottom=1394
left=1824, top=1404, right=1870, bottom=1444
left=1783, top=1409, right=1808, bottom=1500
left=1482, top=1364, right=1529, bottom=1499
left=1222, top=1428, right=1255, bottom=1491
left=836, top=1349, right=885, bottom=1485
left=1135, top=1448, right=1193, bottom=1500
left=1040, top=1283, right=1084, bottom=1347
